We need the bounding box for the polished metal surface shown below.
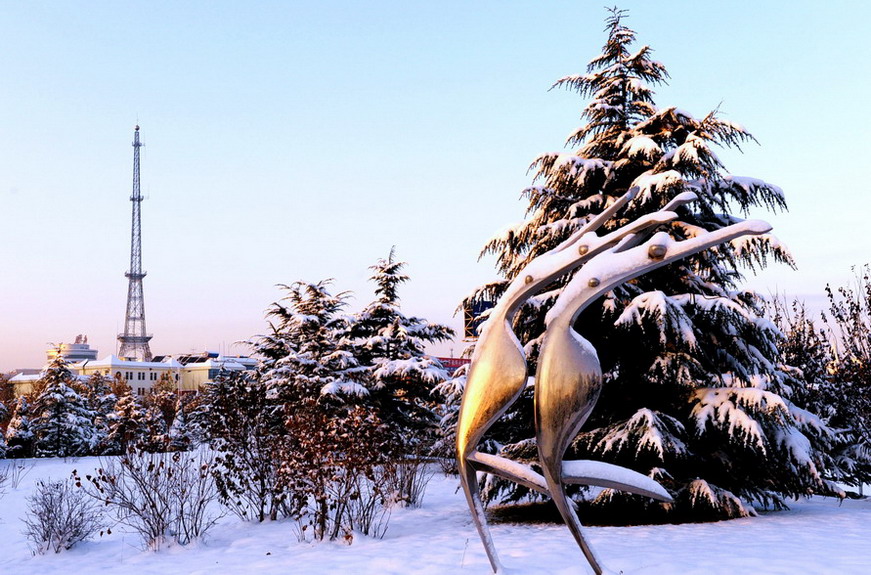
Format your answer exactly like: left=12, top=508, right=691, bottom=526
left=534, top=218, right=771, bottom=574
left=457, top=188, right=660, bottom=572
left=456, top=188, right=771, bottom=574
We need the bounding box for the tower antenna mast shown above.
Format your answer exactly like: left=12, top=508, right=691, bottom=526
left=118, top=125, right=153, bottom=361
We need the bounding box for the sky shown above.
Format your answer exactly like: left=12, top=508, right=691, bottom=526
left=1, top=1, right=869, bottom=372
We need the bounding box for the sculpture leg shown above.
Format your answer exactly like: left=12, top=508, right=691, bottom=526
left=543, top=472, right=606, bottom=575
left=459, top=455, right=503, bottom=574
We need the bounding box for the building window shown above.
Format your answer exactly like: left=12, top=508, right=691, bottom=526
left=126, top=371, right=133, bottom=380
left=137, top=387, right=145, bottom=396
left=175, top=374, right=179, bottom=382
left=150, top=372, right=157, bottom=381
left=138, top=372, right=145, bottom=381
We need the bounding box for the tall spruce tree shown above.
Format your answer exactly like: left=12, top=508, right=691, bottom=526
left=350, top=249, right=454, bottom=446
left=466, top=9, right=834, bottom=520
left=258, top=280, right=368, bottom=407
left=104, top=381, right=145, bottom=455
left=30, top=355, right=98, bottom=458
left=83, top=373, right=116, bottom=454
left=5, top=396, right=35, bottom=458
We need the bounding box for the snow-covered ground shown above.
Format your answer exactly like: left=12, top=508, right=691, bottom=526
left=1, top=457, right=869, bottom=575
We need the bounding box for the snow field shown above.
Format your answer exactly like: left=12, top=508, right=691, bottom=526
left=1, top=457, right=870, bottom=574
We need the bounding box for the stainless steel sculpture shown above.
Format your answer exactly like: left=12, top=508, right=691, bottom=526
left=457, top=193, right=772, bottom=574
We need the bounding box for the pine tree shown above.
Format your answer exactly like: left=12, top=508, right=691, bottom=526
left=5, top=396, right=35, bottom=458
left=30, top=355, right=98, bottom=458
left=432, top=364, right=468, bottom=471
left=350, top=249, right=454, bottom=447
left=0, top=373, right=9, bottom=458
left=767, top=297, right=864, bottom=494
left=139, top=403, right=169, bottom=452
left=167, top=396, right=194, bottom=452
left=258, top=280, right=368, bottom=407
left=83, top=373, right=116, bottom=454
left=105, top=381, right=145, bottom=455
left=466, top=9, right=831, bottom=520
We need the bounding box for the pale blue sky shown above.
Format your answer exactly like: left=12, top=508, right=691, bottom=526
left=1, top=1, right=869, bottom=371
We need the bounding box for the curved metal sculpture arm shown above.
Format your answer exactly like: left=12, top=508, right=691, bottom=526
left=491, top=209, right=679, bottom=323
left=611, top=191, right=699, bottom=254
left=536, top=218, right=773, bottom=463
left=546, top=219, right=772, bottom=329
left=551, top=187, right=640, bottom=253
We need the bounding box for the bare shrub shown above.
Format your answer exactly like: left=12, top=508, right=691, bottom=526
left=346, top=466, right=394, bottom=539
left=23, top=478, right=105, bottom=554
left=387, top=456, right=436, bottom=509
left=74, top=447, right=223, bottom=550
left=203, top=373, right=292, bottom=522
left=7, top=460, right=35, bottom=489
left=1, top=460, right=35, bottom=492
left=281, top=400, right=396, bottom=542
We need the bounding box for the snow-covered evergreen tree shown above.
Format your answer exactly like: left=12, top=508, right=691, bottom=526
left=105, top=381, right=145, bottom=455
left=5, top=396, right=35, bottom=458
left=257, top=280, right=368, bottom=407
left=30, top=355, right=98, bottom=458
left=0, top=375, right=9, bottom=458
left=167, top=396, right=194, bottom=452
left=350, top=249, right=454, bottom=446
left=432, top=364, right=468, bottom=470
left=83, top=373, right=116, bottom=454
left=466, top=8, right=833, bottom=520
left=0, top=408, right=7, bottom=459
left=139, top=403, right=169, bottom=452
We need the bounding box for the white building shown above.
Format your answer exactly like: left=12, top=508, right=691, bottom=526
left=45, top=335, right=99, bottom=364
left=10, top=348, right=257, bottom=398
left=76, top=355, right=185, bottom=396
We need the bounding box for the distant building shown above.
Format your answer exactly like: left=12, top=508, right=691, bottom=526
left=76, top=355, right=185, bottom=396
left=10, top=349, right=257, bottom=398
left=154, top=351, right=257, bottom=392
left=46, top=335, right=99, bottom=364
left=10, top=336, right=100, bottom=395
left=78, top=352, right=256, bottom=396
left=8, top=370, right=89, bottom=396
left=437, top=357, right=470, bottom=376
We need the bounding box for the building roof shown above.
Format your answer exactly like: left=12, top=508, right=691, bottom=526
left=73, top=355, right=184, bottom=370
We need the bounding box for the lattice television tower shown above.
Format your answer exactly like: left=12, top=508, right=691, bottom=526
left=117, top=125, right=153, bottom=361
